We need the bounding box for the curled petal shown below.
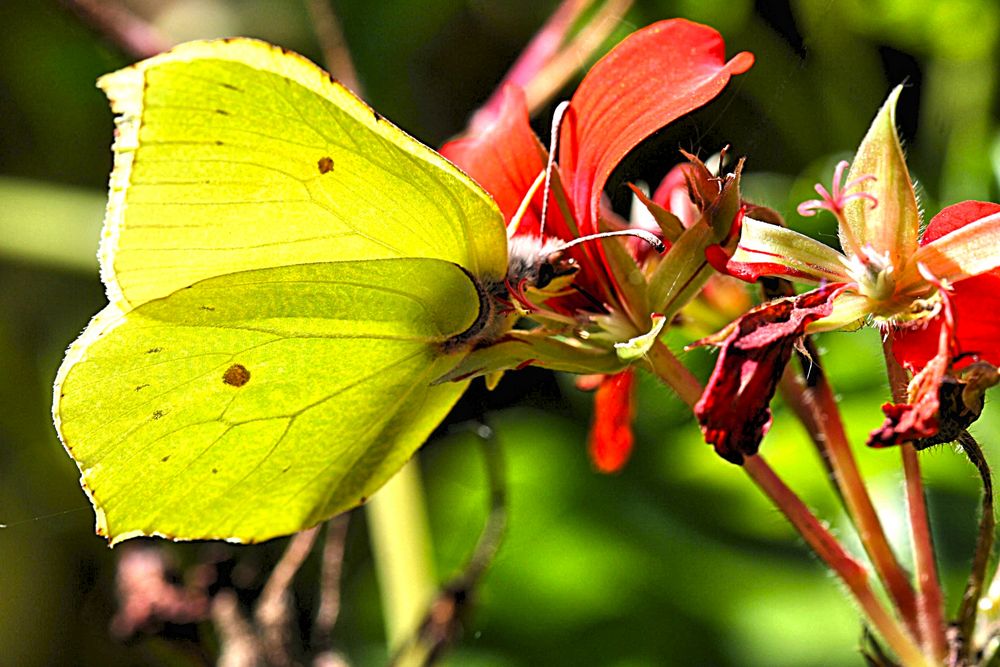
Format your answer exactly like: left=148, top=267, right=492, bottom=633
left=869, top=365, right=998, bottom=449
left=560, top=18, right=753, bottom=235
left=869, top=341, right=951, bottom=449
left=693, top=284, right=843, bottom=464
left=587, top=369, right=636, bottom=473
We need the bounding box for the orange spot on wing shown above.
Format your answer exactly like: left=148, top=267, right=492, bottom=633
left=223, top=364, right=251, bottom=387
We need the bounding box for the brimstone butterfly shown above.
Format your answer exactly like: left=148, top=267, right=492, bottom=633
left=53, top=39, right=519, bottom=544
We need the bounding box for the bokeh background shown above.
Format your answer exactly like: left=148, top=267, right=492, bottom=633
left=2, top=0, right=1000, bottom=665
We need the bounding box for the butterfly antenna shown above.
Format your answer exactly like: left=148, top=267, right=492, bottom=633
left=507, top=171, right=547, bottom=240
left=553, top=228, right=666, bottom=254
left=539, top=100, right=571, bottom=238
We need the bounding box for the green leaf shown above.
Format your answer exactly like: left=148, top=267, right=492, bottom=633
left=646, top=218, right=716, bottom=319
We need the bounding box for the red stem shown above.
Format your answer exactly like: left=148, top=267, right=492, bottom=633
left=779, top=367, right=919, bottom=636
left=743, top=455, right=930, bottom=667
left=882, top=337, right=948, bottom=662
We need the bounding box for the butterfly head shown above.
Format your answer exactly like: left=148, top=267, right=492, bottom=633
left=506, top=235, right=579, bottom=291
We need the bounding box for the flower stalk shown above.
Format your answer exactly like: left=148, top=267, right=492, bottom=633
left=647, top=336, right=931, bottom=664
left=883, top=337, right=949, bottom=661
left=742, top=455, right=931, bottom=667
left=778, top=359, right=919, bottom=636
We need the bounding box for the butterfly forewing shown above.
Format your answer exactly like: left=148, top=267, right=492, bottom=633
left=99, top=39, right=507, bottom=310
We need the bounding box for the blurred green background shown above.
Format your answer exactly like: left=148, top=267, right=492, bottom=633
left=2, top=0, right=1000, bottom=665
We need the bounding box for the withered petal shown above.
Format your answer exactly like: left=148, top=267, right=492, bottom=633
left=693, top=284, right=842, bottom=464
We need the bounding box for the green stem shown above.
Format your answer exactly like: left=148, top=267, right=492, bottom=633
left=956, top=431, right=995, bottom=662
left=743, top=455, right=931, bottom=667
left=882, top=338, right=949, bottom=662
left=367, top=458, right=437, bottom=653
left=779, top=359, right=919, bottom=637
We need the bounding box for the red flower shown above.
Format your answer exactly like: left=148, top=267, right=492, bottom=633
left=441, top=19, right=752, bottom=471
left=693, top=284, right=843, bottom=463
left=699, top=87, right=1000, bottom=458
left=890, top=201, right=1000, bottom=370
left=443, top=18, right=753, bottom=310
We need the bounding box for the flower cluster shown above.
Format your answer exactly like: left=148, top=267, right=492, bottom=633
left=439, top=14, right=753, bottom=471
left=701, top=86, right=1000, bottom=462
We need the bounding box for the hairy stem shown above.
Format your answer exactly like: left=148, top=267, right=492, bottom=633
left=883, top=337, right=948, bottom=662
left=779, top=352, right=918, bottom=636
left=743, top=455, right=930, bottom=667
left=646, top=339, right=703, bottom=408
left=956, top=431, right=996, bottom=662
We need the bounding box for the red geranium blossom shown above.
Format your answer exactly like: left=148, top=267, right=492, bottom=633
left=441, top=17, right=752, bottom=471
left=698, top=86, right=1000, bottom=461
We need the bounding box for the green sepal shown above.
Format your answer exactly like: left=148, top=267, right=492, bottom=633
left=598, top=222, right=651, bottom=327
left=615, top=314, right=667, bottom=361
left=844, top=85, right=920, bottom=269
left=729, top=218, right=850, bottom=283
left=433, top=332, right=627, bottom=385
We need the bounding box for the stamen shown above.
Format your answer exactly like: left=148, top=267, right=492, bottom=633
left=796, top=159, right=878, bottom=261
left=540, top=100, right=571, bottom=238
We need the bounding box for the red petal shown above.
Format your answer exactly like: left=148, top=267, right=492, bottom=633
left=587, top=369, right=636, bottom=473
left=693, top=284, right=841, bottom=464
left=560, top=19, right=753, bottom=235
left=892, top=201, right=1000, bottom=371
left=920, top=201, right=1000, bottom=245
left=892, top=271, right=1000, bottom=369
left=440, top=85, right=547, bottom=232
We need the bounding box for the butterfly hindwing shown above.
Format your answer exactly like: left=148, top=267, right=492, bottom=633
left=55, top=258, right=480, bottom=543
